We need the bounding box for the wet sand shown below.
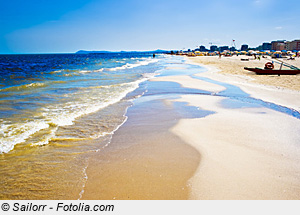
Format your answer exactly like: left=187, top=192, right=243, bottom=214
left=82, top=82, right=201, bottom=199
left=172, top=95, right=300, bottom=199
left=82, top=56, right=300, bottom=200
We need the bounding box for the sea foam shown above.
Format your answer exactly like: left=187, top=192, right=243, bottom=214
left=0, top=74, right=156, bottom=153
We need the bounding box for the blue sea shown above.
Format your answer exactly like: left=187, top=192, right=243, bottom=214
left=0, top=53, right=163, bottom=153
left=0, top=52, right=165, bottom=199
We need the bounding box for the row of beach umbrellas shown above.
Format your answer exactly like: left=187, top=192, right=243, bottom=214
left=191, top=50, right=300, bottom=55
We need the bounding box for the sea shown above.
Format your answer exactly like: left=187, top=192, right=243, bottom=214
left=0, top=52, right=165, bottom=199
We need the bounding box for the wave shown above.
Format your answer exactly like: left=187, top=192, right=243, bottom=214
left=0, top=82, right=46, bottom=92
left=63, top=73, right=77, bottom=77
left=94, top=68, right=104, bottom=72
left=62, top=68, right=104, bottom=76
left=78, top=70, right=91, bottom=74
left=0, top=73, right=156, bottom=154
left=45, top=78, right=147, bottom=127
left=0, top=120, right=50, bottom=153
left=49, top=70, right=62, bottom=74
left=107, top=58, right=158, bottom=71
left=78, top=68, right=104, bottom=73
left=52, top=80, right=67, bottom=84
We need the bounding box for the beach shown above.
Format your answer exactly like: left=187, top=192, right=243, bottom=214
left=186, top=55, right=300, bottom=91
left=188, top=55, right=300, bottom=111
left=80, top=55, right=300, bottom=199
left=167, top=56, right=300, bottom=199
left=1, top=54, right=300, bottom=200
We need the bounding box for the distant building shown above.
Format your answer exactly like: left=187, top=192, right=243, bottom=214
left=210, top=45, right=218, bottom=52
left=199, top=45, right=207, bottom=52
left=271, top=40, right=286, bottom=51
left=255, top=45, right=263, bottom=51
left=230, top=46, right=236, bottom=51
left=286, top=39, right=300, bottom=51
left=241, top=44, right=248, bottom=51
left=219, top=46, right=229, bottom=52
left=262, top=42, right=272, bottom=50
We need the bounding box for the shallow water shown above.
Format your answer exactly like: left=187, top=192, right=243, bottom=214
left=0, top=53, right=164, bottom=199
left=0, top=53, right=162, bottom=153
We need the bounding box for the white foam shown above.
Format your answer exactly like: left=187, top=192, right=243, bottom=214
left=30, top=127, right=58, bottom=146
left=78, top=161, right=89, bottom=200
left=78, top=70, right=91, bottom=74
left=0, top=64, right=159, bottom=154
left=0, top=121, right=49, bottom=153
left=107, top=58, right=158, bottom=71
left=94, top=68, right=104, bottom=72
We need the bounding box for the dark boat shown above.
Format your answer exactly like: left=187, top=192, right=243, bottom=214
left=244, top=67, right=300, bottom=75
left=244, top=60, right=300, bottom=75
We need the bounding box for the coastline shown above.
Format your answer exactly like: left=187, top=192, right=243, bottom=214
left=81, top=80, right=201, bottom=199
left=81, top=55, right=300, bottom=199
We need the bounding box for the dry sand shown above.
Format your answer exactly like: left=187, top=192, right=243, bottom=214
left=187, top=56, right=300, bottom=112
left=188, top=55, right=300, bottom=91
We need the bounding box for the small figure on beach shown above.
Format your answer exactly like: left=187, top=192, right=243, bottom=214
left=153, top=54, right=155, bottom=58
left=218, top=51, right=221, bottom=59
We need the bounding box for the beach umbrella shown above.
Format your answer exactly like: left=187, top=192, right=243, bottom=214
left=281, top=50, right=287, bottom=52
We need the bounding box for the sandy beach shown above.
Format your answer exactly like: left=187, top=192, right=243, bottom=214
left=172, top=56, right=300, bottom=199
left=80, top=55, right=300, bottom=200
left=188, top=56, right=300, bottom=112
left=187, top=55, right=300, bottom=91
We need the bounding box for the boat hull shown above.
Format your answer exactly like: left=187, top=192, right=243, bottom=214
left=244, top=67, right=300, bottom=75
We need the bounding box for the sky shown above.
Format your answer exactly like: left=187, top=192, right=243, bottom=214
left=0, top=0, right=299, bottom=54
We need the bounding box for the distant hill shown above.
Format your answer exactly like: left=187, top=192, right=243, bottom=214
left=76, top=50, right=169, bottom=54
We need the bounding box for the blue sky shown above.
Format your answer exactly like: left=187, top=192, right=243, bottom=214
left=1, top=0, right=299, bottom=54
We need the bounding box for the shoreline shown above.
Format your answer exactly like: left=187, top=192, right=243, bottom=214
left=81, top=80, right=201, bottom=199
left=81, top=55, right=300, bottom=199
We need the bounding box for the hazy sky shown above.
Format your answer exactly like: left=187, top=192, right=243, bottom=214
left=1, top=0, right=299, bottom=54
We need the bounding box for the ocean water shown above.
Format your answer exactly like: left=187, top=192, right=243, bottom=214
left=0, top=53, right=164, bottom=199
left=0, top=53, right=163, bottom=153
